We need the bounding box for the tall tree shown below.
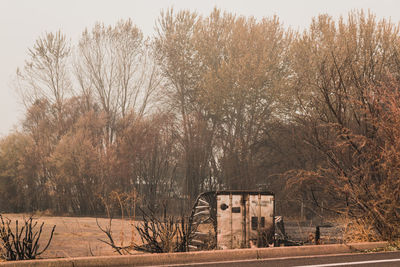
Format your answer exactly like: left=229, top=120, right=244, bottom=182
left=16, top=31, right=72, bottom=135
left=75, top=19, right=160, bottom=145
left=197, top=13, right=293, bottom=189
left=155, top=9, right=209, bottom=205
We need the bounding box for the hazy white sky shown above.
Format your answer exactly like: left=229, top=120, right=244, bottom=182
left=1, top=0, right=399, bottom=136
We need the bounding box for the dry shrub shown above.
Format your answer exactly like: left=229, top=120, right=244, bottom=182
left=0, top=242, right=6, bottom=261
left=0, top=215, right=56, bottom=261
left=342, top=217, right=400, bottom=252
left=342, top=217, right=380, bottom=243
left=133, top=207, right=190, bottom=253
left=97, top=191, right=218, bottom=253
left=97, top=190, right=139, bottom=254
left=98, top=190, right=193, bottom=254
left=97, top=205, right=193, bottom=254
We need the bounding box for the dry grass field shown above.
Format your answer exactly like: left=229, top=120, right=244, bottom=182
left=1, top=214, right=142, bottom=258
left=1, top=214, right=346, bottom=260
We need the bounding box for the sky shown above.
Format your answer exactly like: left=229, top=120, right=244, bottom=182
left=1, top=0, right=399, bottom=136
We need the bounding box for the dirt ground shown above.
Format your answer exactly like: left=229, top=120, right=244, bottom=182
left=1, top=214, right=345, bottom=259
left=1, top=214, right=142, bottom=258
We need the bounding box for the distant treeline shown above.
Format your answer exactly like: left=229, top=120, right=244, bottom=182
left=0, top=9, right=399, bottom=240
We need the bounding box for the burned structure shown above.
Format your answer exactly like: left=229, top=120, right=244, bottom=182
left=188, top=191, right=275, bottom=250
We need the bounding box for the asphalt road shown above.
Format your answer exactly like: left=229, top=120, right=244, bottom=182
left=163, top=251, right=400, bottom=267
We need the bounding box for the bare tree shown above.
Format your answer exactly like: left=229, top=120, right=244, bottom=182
left=75, top=19, right=160, bottom=145
left=15, top=31, right=72, bottom=123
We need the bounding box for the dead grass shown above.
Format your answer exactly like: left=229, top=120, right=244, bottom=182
left=0, top=214, right=361, bottom=259
left=1, top=214, right=142, bottom=258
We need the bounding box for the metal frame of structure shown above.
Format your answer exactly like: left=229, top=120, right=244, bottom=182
left=188, top=190, right=275, bottom=250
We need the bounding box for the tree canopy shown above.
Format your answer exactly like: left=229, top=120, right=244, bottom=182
left=1, top=9, right=400, bottom=241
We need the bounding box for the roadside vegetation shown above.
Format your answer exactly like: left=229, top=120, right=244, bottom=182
left=0, top=214, right=55, bottom=260
left=0, top=8, right=399, bottom=255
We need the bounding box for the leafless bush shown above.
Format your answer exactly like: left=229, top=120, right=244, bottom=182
left=97, top=206, right=192, bottom=254
left=0, top=214, right=56, bottom=261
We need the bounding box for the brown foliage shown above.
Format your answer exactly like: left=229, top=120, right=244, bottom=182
left=287, top=10, right=400, bottom=239
left=2, top=9, right=400, bottom=244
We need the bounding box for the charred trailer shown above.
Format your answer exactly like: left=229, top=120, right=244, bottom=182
left=189, top=191, right=275, bottom=250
